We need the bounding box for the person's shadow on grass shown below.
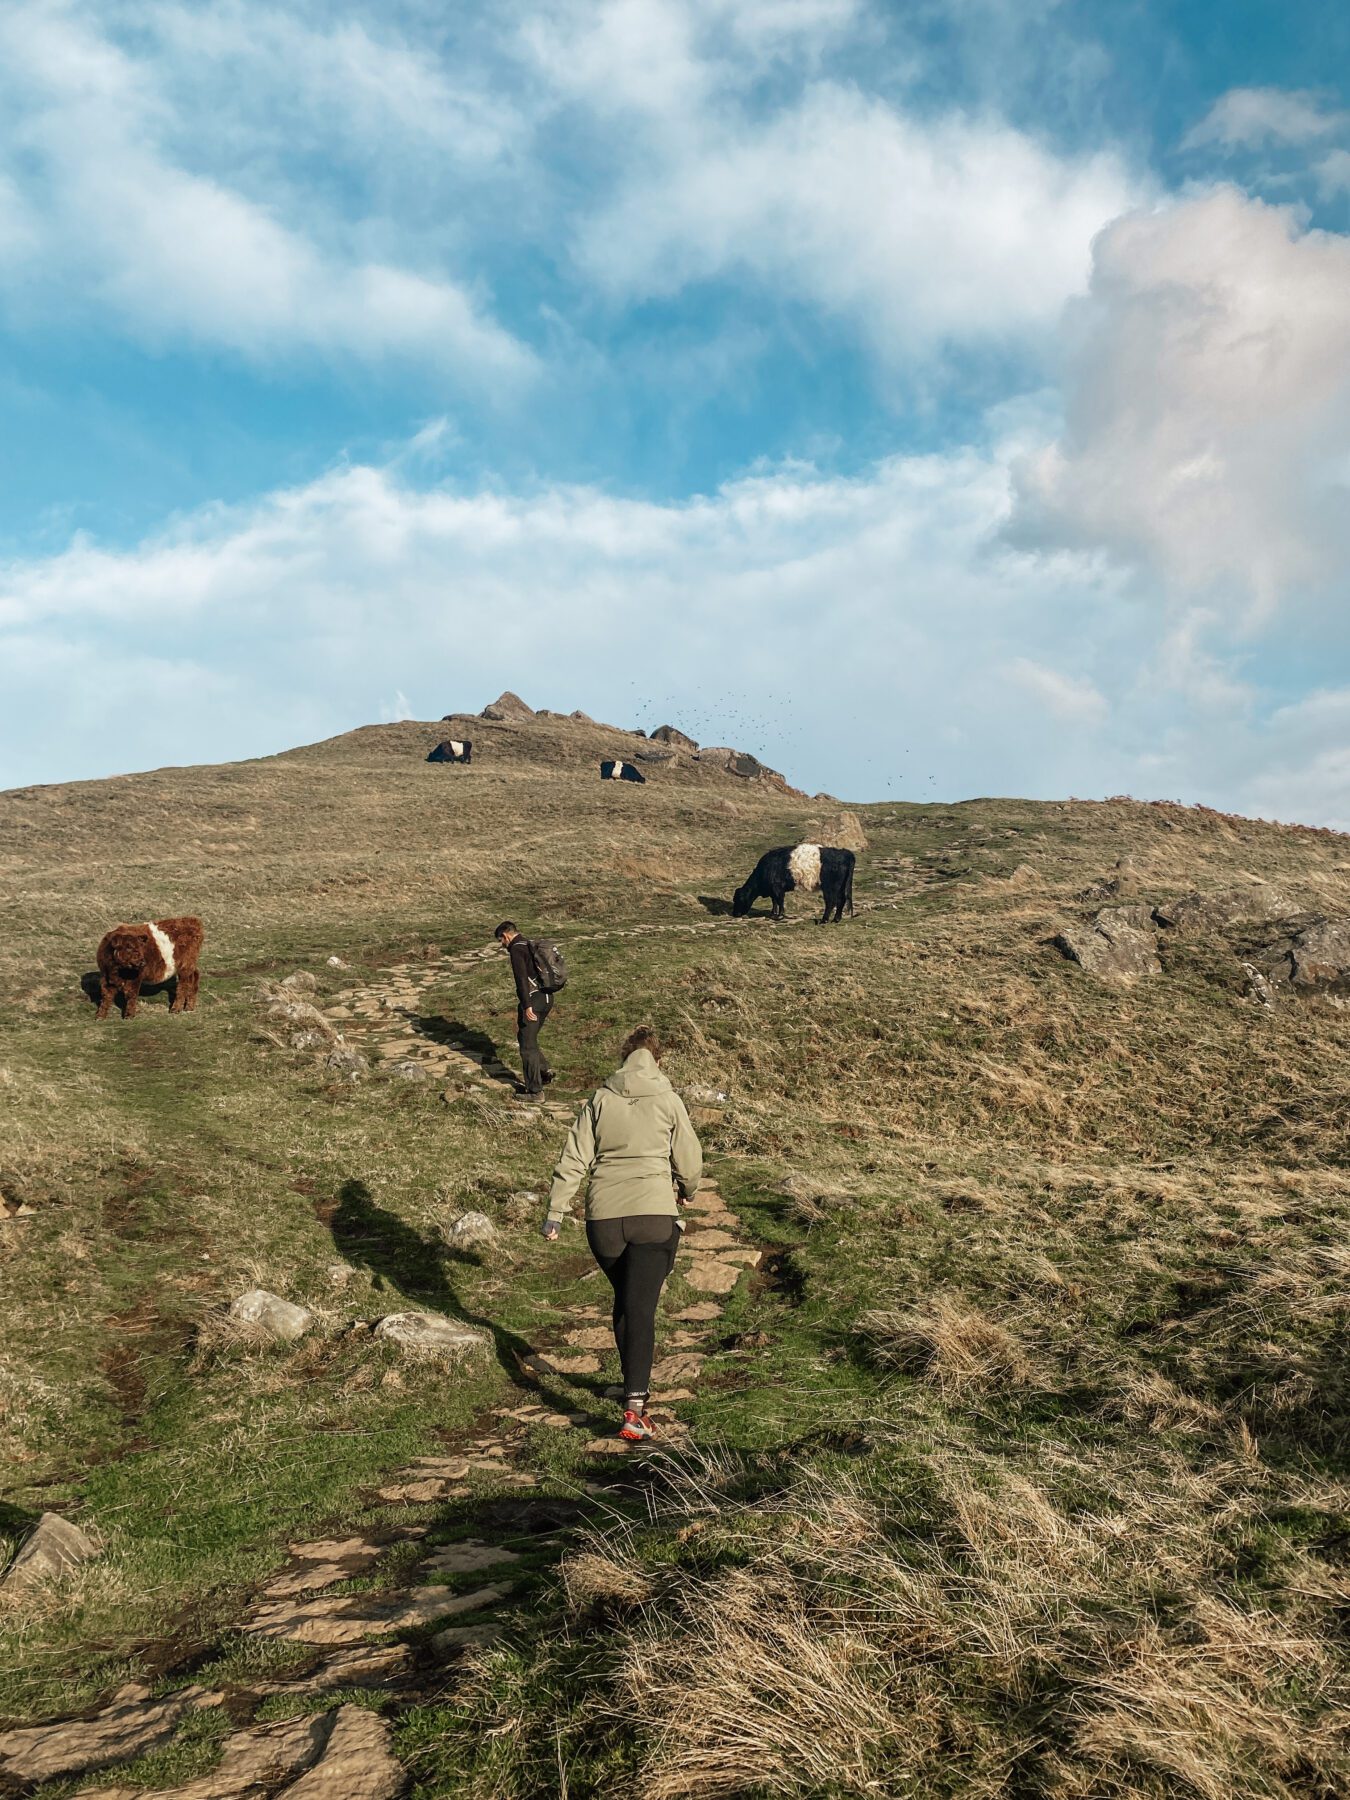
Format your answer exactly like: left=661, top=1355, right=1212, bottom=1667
left=329, top=1178, right=539, bottom=1383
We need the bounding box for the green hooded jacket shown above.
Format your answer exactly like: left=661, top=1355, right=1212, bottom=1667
left=546, top=1048, right=704, bottom=1224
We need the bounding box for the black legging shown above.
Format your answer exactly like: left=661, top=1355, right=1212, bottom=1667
left=585, top=1214, right=682, bottom=1405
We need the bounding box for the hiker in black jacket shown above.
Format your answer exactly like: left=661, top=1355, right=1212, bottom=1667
left=494, top=921, right=555, bottom=1097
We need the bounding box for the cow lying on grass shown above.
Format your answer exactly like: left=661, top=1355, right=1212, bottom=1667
left=95, top=917, right=204, bottom=1019
left=732, top=845, right=855, bottom=923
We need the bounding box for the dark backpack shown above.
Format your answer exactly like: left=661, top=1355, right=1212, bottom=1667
left=528, top=938, right=568, bottom=993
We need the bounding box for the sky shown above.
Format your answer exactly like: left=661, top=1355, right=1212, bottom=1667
left=1, top=0, right=1349, bottom=822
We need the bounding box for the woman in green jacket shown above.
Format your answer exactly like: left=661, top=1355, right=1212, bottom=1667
left=543, top=1027, right=703, bottom=1441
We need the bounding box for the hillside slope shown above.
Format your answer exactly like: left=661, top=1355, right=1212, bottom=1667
left=1, top=713, right=1348, bottom=1799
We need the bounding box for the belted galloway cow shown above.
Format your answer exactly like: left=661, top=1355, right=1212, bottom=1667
left=732, top=844, right=855, bottom=923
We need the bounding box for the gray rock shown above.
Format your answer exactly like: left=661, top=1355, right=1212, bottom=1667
left=388, top=1060, right=430, bottom=1082
left=650, top=724, right=698, bottom=750
left=683, top=1084, right=729, bottom=1106
left=291, top=1029, right=330, bottom=1051
left=281, top=970, right=318, bottom=994
left=443, top=1210, right=496, bottom=1250
left=326, top=1046, right=369, bottom=1079
left=373, top=1312, right=488, bottom=1358
left=1055, top=906, right=1161, bottom=983
left=3, top=1512, right=98, bottom=1591
left=634, top=747, right=675, bottom=763
left=326, top=955, right=348, bottom=969
left=1153, top=886, right=1290, bottom=932
left=1255, top=914, right=1350, bottom=1003
left=229, top=1289, right=314, bottom=1341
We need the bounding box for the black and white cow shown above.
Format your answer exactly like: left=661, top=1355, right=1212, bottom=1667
left=427, top=738, right=472, bottom=764
left=732, top=843, right=855, bottom=923
left=600, top=759, right=646, bottom=783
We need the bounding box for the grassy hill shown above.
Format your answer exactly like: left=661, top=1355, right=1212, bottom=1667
left=1, top=709, right=1348, bottom=1798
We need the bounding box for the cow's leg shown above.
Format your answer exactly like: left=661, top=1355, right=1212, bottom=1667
left=168, top=973, right=184, bottom=1013
left=95, top=976, right=115, bottom=1021
left=181, top=968, right=200, bottom=1012
left=123, top=974, right=143, bottom=1019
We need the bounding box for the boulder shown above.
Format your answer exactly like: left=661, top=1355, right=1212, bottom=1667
left=281, top=970, right=317, bottom=994
left=326, top=1046, right=369, bottom=1080
left=1055, top=905, right=1161, bottom=984
left=326, top=955, right=348, bottom=969
left=2, top=1512, right=98, bottom=1591
left=634, top=747, right=675, bottom=763
left=229, top=1289, right=314, bottom=1342
left=443, top=1211, right=497, bottom=1250
left=1255, top=914, right=1350, bottom=1004
left=812, top=810, right=868, bottom=852
left=374, top=1312, right=488, bottom=1358
left=387, top=1060, right=430, bottom=1082
left=480, top=691, right=534, bottom=721
left=570, top=709, right=596, bottom=723
left=650, top=724, right=698, bottom=751
left=697, top=746, right=804, bottom=796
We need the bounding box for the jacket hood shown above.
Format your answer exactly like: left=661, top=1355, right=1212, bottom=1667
left=603, top=1047, right=673, bottom=1098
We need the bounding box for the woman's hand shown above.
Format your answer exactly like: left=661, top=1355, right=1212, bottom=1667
left=541, top=1220, right=560, bottom=1241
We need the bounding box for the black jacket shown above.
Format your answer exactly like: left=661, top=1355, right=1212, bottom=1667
left=507, top=937, right=541, bottom=1009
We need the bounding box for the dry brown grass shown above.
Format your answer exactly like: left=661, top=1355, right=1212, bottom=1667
left=859, top=1295, right=1033, bottom=1395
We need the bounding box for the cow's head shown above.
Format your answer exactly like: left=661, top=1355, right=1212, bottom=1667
left=731, top=883, right=751, bottom=917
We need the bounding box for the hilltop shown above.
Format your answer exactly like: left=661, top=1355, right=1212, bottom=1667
left=1, top=709, right=1348, bottom=1799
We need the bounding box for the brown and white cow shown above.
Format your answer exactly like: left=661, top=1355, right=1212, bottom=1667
left=95, top=917, right=204, bottom=1019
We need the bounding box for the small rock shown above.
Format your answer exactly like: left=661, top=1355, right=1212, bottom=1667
left=326, top=1046, right=369, bottom=1080
left=443, top=1210, right=497, bottom=1250
left=282, top=971, right=318, bottom=994
left=373, top=1312, right=488, bottom=1358
left=229, top=1289, right=314, bottom=1342
left=326, top=955, right=348, bottom=968
left=2, top=1512, right=99, bottom=1590
left=291, top=1029, right=331, bottom=1051
left=684, top=1260, right=740, bottom=1295
left=682, top=1084, right=729, bottom=1106
left=388, top=1060, right=430, bottom=1082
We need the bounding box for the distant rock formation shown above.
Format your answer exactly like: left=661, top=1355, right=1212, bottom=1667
left=480, top=691, right=535, bottom=722
left=1055, top=906, right=1162, bottom=984
left=811, top=810, right=868, bottom=852
left=650, top=724, right=698, bottom=751
left=697, top=747, right=804, bottom=797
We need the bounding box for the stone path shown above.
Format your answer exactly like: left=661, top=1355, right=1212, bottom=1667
left=2, top=917, right=760, bottom=1798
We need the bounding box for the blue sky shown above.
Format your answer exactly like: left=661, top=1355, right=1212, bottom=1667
left=2, top=0, right=1349, bottom=823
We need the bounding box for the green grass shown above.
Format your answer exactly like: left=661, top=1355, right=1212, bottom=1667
left=3, top=714, right=1349, bottom=1796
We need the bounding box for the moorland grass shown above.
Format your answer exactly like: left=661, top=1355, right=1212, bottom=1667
left=2, top=714, right=1348, bottom=1796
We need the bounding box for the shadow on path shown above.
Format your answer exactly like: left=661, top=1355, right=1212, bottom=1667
left=328, top=1179, right=535, bottom=1385
left=410, top=1014, right=519, bottom=1088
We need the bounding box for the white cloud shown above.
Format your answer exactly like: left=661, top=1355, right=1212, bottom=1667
left=1184, top=86, right=1348, bottom=151
left=0, top=5, right=531, bottom=380
left=1006, top=657, right=1108, bottom=723
left=1317, top=148, right=1350, bottom=197
left=3, top=433, right=1345, bottom=827
left=574, top=80, right=1139, bottom=357
left=1007, top=186, right=1350, bottom=615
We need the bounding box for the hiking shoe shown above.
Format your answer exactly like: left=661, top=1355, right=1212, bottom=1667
left=618, top=1410, right=654, bottom=1443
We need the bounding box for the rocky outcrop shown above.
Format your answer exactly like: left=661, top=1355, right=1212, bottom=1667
left=1055, top=905, right=1162, bottom=984
left=1153, top=886, right=1290, bottom=932
left=697, top=747, right=804, bottom=797
left=650, top=724, right=698, bottom=751
left=229, top=1290, right=314, bottom=1341
left=1252, top=915, right=1350, bottom=1004
left=480, top=691, right=534, bottom=721
left=2, top=1512, right=99, bottom=1590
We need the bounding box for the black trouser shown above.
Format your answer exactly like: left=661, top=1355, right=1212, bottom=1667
left=586, top=1215, right=682, bottom=1404
left=516, top=990, right=553, bottom=1094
